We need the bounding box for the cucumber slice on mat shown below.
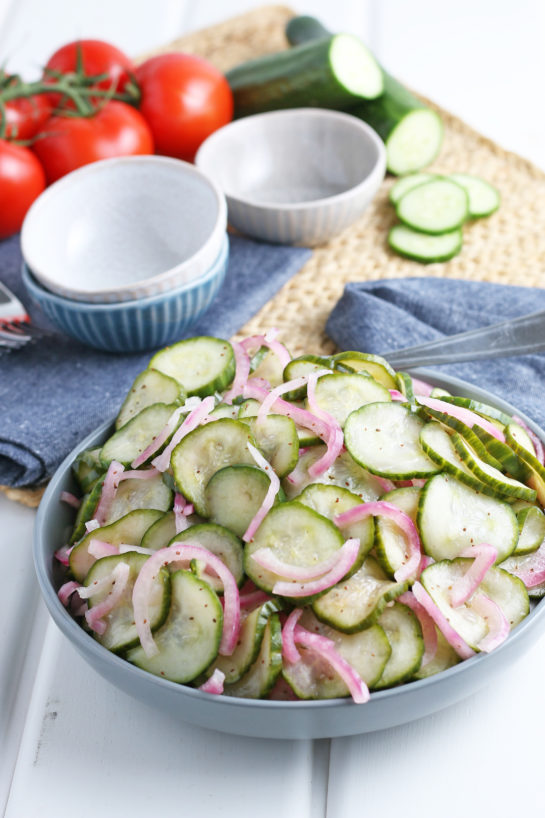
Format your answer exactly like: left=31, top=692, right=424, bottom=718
left=172, top=523, right=244, bottom=589
left=150, top=337, right=235, bottom=397
left=344, top=402, right=440, bottom=479
left=389, top=224, right=463, bottom=264
left=396, top=178, right=468, bottom=234
left=204, top=464, right=277, bottom=539
left=375, top=602, right=424, bottom=688
left=115, top=369, right=185, bottom=430
left=389, top=172, right=437, bottom=205
left=84, top=552, right=170, bottom=653
left=449, top=173, right=500, bottom=218
left=307, top=372, right=390, bottom=427
left=126, top=570, right=223, bottom=683
left=417, top=474, right=518, bottom=563
left=100, top=403, right=180, bottom=468
left=223, top=614, right=283, bottom=698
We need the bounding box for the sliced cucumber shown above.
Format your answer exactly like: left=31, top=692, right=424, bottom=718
left=69, top=508, right=164, bottom=582
left=282, top=610, right=391, bottom=699
left=451, top=433, right=536, bottom=502
left=223, top=613, right=283, bottom=698
left=438, top=395, right=513, bottom=428
left=417, top=474, right=518, bottom=563
left=69, top=477, right=105, bottom=544
left=389, top=172, right=437, bottom=205
left=312, top=555, right=407, bottom=633
left=140, top=511, right=178, bottom=552
left=244, top=414, right=299, bottom=478
left=244, top=501, right=344, bottom=593
left=71, top=448, right=103, bottom=493
left=171, top=418, right=256, bottom=516
left=250, top=348, right=286, bottom=389
left=204, top=465, right=277, bottom=539
left=210, top=402, right=240, bottom=420
left=115, top=369, right=185, bottom=430
left=100, top=403, right=180, bottom=468
left=331, top=351, right=397, bottom=389
left=84, top=552, right=170, bottom=653
left=420, top=421, right=499, bottom=496
left=396, top=178, right=468, bottom=234
left=307, top=372, right=390, bottom=428
left=420, top=559, right=529, bottom=651
left=237, top=399, right=261, bottom=418
left=419, top=406, right=504, bottom=471
left=449, top=173, right=500, bottom=218
left=283, top=446, right=390, bottom=502
left=374, top=602, right=424, bottom=688
left=413, top=629, right=461, bottom=680
left=395, top=372, right=416, bottom=405
left=126, top=570, right=223, bottom=683
left=472, top=426, right=532, bottom=483
left=506, top=422, right=538, bottom=456
left=344, top=402, right=440, bottom=479
left=172, top=522, right=244, bottom=589
left=282, top=355, right=333, bottom=400
left=514, top=506, right=545, bottom=555
left=149, top=337, right=235, bottom=397
left=503, top=425, right=545, bottom=504
left=104, top=472, right=173, bottom=526
left=375, top=486, right=421, bottom=577
left=389, top=224, right=463, bottom=264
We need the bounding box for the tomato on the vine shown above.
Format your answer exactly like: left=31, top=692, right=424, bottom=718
left=0, top=140, right=45, bottom=239
left=44, top=39, right=135, bottom=94
left=32, top=101, right=154, bottom=184
left=135, top=53, right=233, bottom=162
left=3, top=94, right=52, bottom=140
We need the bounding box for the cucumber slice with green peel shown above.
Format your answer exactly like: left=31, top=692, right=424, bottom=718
left=419, top=406, right=505, bottom=472
left=389, top=172, right=437, bottom=205
left=210, top=403, right=240, bottom=420
left=69, top=477, right=105, bottom=544
left=307, top=372, right=390, bottom=428
left=282, top=610, right=391, bottom=699
left=149, top=337, right=235, bottom=397
left=451, top=433, right=536, bottom=502
left=243, top=415, right=299, bottom=478
left=237, top=399, right=260, bottom=418
left=72, top=448, right=103, bottom=493
left=502, top=426, right=545, bottom=503
left=223, top=614, right=283, bottom=698
left=100, top=403, right=181, bottom=468
left=344, top=402, right=440, bottom=479
left=209, top=600, right=282, bottom=685
left=375, top=486, right=421, bottom=577
left=204, top=465, right=278, bottom=539
left=420, top=422, right=501, bottom=497
left=103, top=473, right=173, bottom=526
left=417, top=474, right=518, bottom=563
left=472, top=426, right=532, bottom=483
left=84, top=553, right=170, bottom=653
left=126, top=570, right=223, bottom=683
left=171, top=522, right=244, bottom=589
left=513, top=506, right=545, bottom=556
left=312, top=555, right=407, bottom=633
left=388, top=224, right=463, bottom=264
left=282, top=355, right=334, bottom=400
left=438, top=395, right=513, bottom=428
left=226, top=34, right=384, bottom=118
left=413, top=629, right=461, bottom=680
left=395, top=372, right=416, bottom=404
left=449, top=173, right=500, bottom=218
left=283, top=446, right=391, bottom=502
left=420, top=559, right=529, bottom=651
left=396, top=178, right=468, bottom=234
left=429, top=387, right=451, bottom=398
left=375, top=602, right=424, bottom=688
left=244, top=501, right=344, bottom=594
left=250, top=348, right=287, bottom=389
left=331, top=351, right=397, bottom=389
left=115, top=369, right=185, bottom=431
left=297, top=483, right=375, bottom=569
left=171, top=418, right=256, bottom=516
left=70, top=508, right=164, bottom=582
left=140, top=511, right=178, bottom=552
left=505, top=422, right=538, bottom=456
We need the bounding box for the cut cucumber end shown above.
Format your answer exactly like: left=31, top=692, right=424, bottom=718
left=388, top=224, right=463, bottom=264
left=330, top=34, right=384, bottom=99
left=386, top=109, right=443, bottom=175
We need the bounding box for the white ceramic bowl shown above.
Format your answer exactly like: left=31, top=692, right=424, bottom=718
left=33, top=371, right=545, bottom=739
left=195, top=108, right=386, bottom=246
left=21, top=156, right=227, bottom=304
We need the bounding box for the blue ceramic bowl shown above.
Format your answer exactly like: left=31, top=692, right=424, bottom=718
left=22, top=234, right=229, bottom=353
left=33, top=371, right=545, bottom=739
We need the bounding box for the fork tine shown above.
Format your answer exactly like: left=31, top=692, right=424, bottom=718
left=0, top=331, right=25, bottom=348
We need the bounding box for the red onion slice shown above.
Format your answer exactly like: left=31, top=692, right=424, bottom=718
left=243, top=443, right=281, bottom=542
left=253, top=540, right=355, bottom=582
left=416, top=396, right=505, bottom=442
left=223, top=341, right=251, bottom=404
left=119, top=467, right=160, bottom=482
left=85, top=519, right=100, bottom=533
left=398, top=590, right=438, bottom=666
left=173, top=492, right=191, bottom=533
left=504, top=538, right=545, bottom=587
left=60, top=491, right=81, bottom=509
left=306, top=372, right=344, bottom=478
left=85, top=562, right=130, bottom=635
left=88, top=539, right=119, bottom=559
left=58, top=580, right=82, bottom=607
left=272, top=538, right=359, bottom=597
left=293, top=626, right=369, bottom=704
left=470, top=593, right=510, bottom=652
left=152, top=396, right=215, bottom=472
left=450, top=544, right=497, bottom=607
left=198, top=669, right=225, bottom=695
left=240, top=329, right=291, bottom=371
left=131, top=406, right=185, bottom=469
left=410, top=377, right=433, bottom=397
left=94, top=460, right=124, bottom=525
left=512, top=415, right=544, bottom=464
left=412, top=581, right=475, bottom=659
left=389, top=389, right=405, bottom=401
left=54, top=544, right=73, bottom=566
left=282, top=608, right=303, bottom=663
left=239, top=589, right=272, bottom=610
left=335, top=501, right=421, bottom=582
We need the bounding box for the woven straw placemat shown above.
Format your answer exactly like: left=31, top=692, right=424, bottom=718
left=6, top=4, right=545, bottom=507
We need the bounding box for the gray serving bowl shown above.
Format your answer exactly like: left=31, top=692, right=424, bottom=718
left=34, top=372, right=545, bottom=739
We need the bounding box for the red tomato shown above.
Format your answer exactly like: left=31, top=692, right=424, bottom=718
left=3, top=94, right=52, bottom=140
left=135, top=53, right=233, bottom=162
left=44, top=39, right=134, bottom=93
left=32, top=101, right=153, bottom=184
left=0, top=140, right=46, bottom=239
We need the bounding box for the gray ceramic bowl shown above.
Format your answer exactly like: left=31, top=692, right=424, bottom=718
left=195, top=108, right=386, bottom=246
left=34, top=372, right=545, bottom=739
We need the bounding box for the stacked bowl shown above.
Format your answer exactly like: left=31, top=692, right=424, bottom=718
left=21, top=156, right=229, bottom=353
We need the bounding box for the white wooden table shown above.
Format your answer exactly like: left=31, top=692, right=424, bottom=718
left=3, top=2, right=545, bottom=815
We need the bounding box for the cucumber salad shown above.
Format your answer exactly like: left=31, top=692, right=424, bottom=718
left=57, top=333, right=545, bottom=703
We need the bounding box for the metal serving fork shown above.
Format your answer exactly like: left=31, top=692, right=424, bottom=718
left=0, top=280, right=42, bottom=350
left=381, top=309, right=545, bottom=369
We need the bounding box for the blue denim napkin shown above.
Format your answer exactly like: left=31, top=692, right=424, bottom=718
left=0, top=234, right=311, bottom=487
left=326, top=277, right=545, bottom=429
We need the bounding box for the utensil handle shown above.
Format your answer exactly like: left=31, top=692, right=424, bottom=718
left=383, top=309, right=545, bottom=369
